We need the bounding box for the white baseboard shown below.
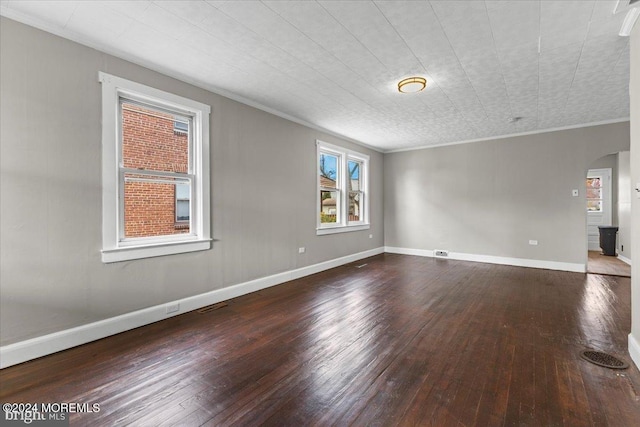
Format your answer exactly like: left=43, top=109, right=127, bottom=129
left=629, top=334, right=640, bottom=371
left=0, top=247, right=384, bottom=369
left=618, top=254, right=632, bottom=266
left=383, top=247, right=434, bottom=258
left=384, top=246, right=585, bottom=273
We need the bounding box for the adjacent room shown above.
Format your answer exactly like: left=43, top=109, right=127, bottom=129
left=1, top=1, right=639, bottom=425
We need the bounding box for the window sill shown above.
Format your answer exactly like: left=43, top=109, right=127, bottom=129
left=102, top=238, right=212, bottom=263
left=316, top=224, right=370, bottom=236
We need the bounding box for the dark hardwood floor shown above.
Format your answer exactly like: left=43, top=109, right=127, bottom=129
left=587, top=250, right=632, bottom=277
left=1, top=253, right=639, bottom=426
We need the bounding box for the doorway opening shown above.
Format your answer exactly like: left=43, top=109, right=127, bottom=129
left=585, top=153, right=631, bottom=277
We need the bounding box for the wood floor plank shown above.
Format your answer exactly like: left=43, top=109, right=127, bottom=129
left=1, top=253, right=639, bottom=426
left=587, top=251, right=631, bottom=277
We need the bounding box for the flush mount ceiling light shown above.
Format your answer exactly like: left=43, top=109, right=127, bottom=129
left=398, top=77, right=427, bottom=93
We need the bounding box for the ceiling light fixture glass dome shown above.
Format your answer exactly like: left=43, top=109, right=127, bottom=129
left=398, top=77, right=427, bottom=93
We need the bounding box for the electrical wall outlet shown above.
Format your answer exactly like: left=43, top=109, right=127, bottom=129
left=298, top=247, right=305, bottom=254
left=572, top=189, right=579, bottom=197
left=166, top=303, right=180, bottom=314
left=434, top=250, right=449, bottom=257
left=369, top=234, right=373, bottom=239
left=529, top=240, right=538, bottom=246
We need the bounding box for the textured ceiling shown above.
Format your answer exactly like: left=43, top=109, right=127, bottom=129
left=0, top=0, right=633, bottom=151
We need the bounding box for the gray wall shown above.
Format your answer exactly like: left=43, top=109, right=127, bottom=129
left=0, top=18, right=384, bottom=345
left=384, top=122, right=630, bottom=266
left=617, top=151, right=632, bottom=260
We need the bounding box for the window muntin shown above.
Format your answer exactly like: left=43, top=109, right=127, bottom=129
left=100, top=72, right=211, bottom=262
left=317, top=141, right=369, bottom=234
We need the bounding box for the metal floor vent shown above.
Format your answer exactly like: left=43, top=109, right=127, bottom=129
left=580, top=350, right=629, bottom=369
left=198, top=302, right=228, bottom=314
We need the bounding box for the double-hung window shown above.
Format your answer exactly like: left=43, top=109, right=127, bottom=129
left=317, top=140, right=369, bottom=235
left=100, top=72, right=211, bottom=262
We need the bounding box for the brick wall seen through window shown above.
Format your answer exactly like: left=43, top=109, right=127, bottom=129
left=122, top=104, right=190, bottom=237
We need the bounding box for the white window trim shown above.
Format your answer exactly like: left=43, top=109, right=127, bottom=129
left=316, top=140, right=370, bottom=235
left=99, top=72, right=211, bottom=263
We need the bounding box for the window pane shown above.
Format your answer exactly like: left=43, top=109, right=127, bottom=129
left=174, top=120, right=189, bottom=134
left=175, top=182, right=190, bottom=222
left=348, top=160, right=361, bottom=191
left=320, top=190, right=338, bottom=223
left=176, top=183, right=190, bottom=200
left=587, top=200, right=602, bottom=212
left=124, top=173, right=190, bottom=237
left=586, top=188, right=601, bottom=199
left=348, top=192, right=362, bottom=222
left=319, top=153, right=338, bottom=189
left=176, top=200, right=190, bottom=222
left=121, top=102, right=189, bottom=173
left=586, top=177, right=601, bottom=189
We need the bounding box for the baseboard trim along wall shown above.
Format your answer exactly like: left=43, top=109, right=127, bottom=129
left=384, top=246, right=586, bottom=273
left=618, top=254, right=632, bottom=266
left=629, top=334, right=640, bottom=371
left=0, top=247, right=384, bottom=369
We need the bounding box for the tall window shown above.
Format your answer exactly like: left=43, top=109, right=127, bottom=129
left=100, top=72, right=211, bottom=263
left=317, top=141, right=369, bottom=235
left=121, top=102, right=191, bottom=237
left=586, top=176, right=603, bottom=212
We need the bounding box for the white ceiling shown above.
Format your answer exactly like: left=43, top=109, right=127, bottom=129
left=0, top=0, right=633, bottom=151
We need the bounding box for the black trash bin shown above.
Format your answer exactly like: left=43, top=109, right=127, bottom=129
left=598, top=226, right=618, bottom=256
